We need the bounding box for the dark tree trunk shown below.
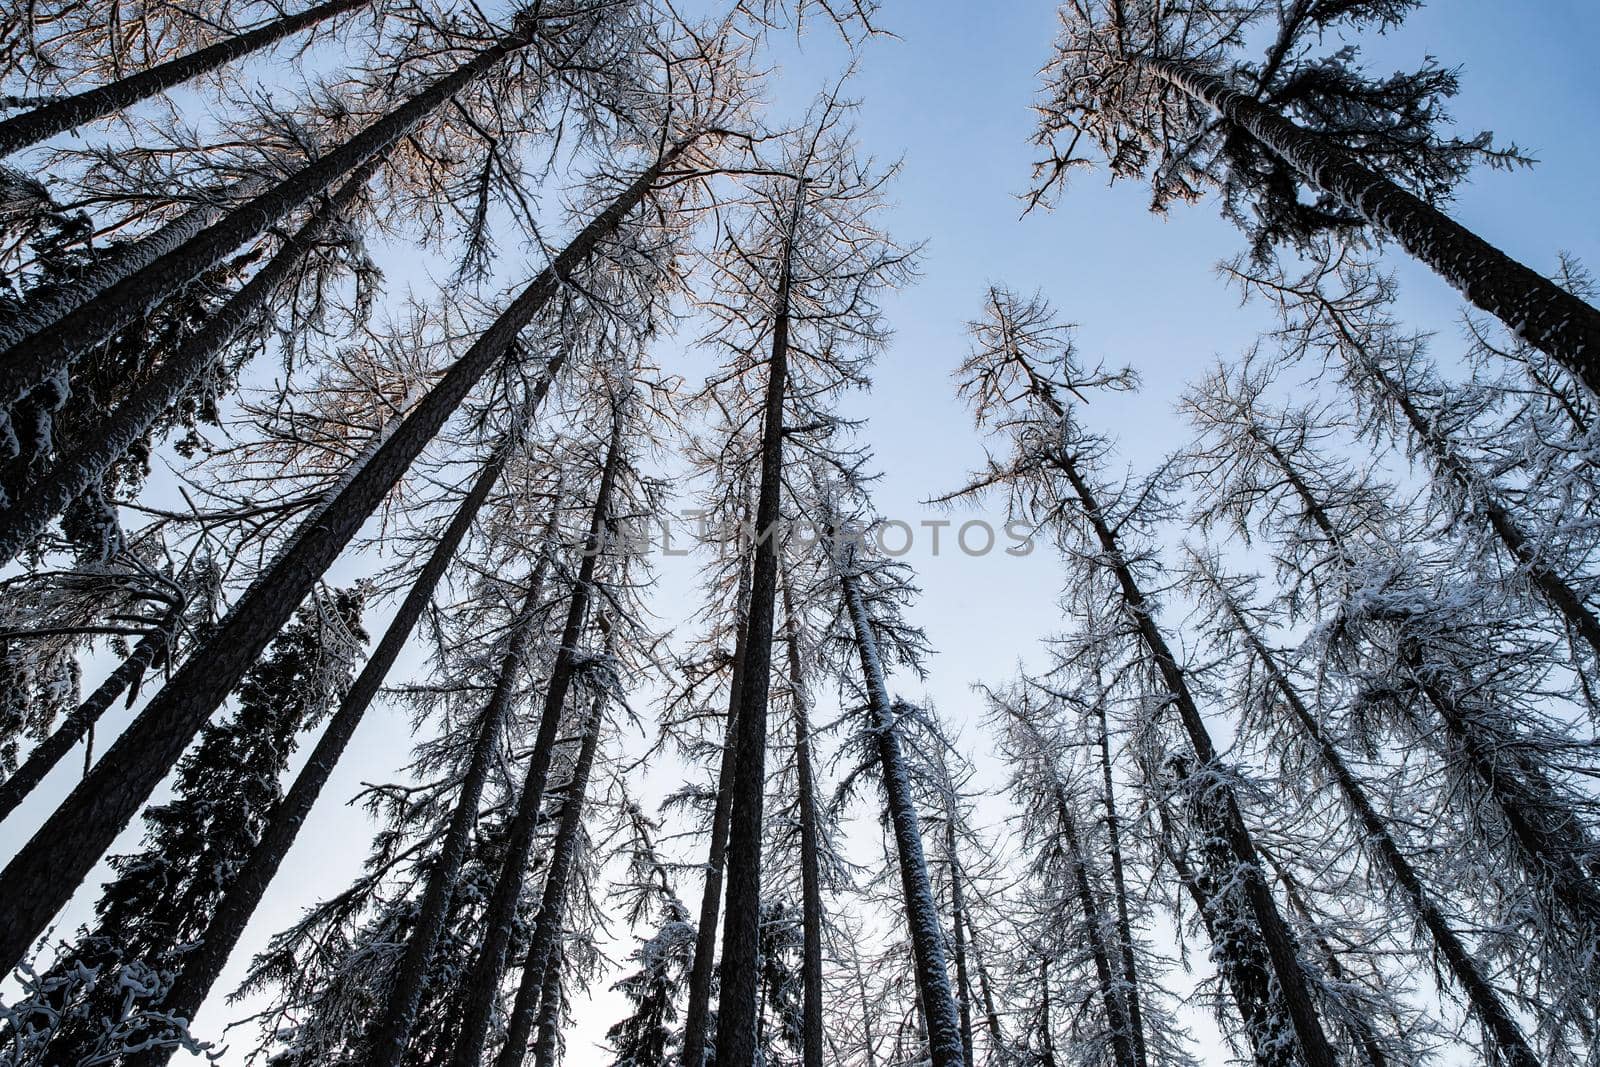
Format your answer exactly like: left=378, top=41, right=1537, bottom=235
left=0, top=19, right=542, bottom=415
left=368, top=553, right=555, bottom=1067
left=1092, top=689, right=1147, bottom=1067
left=0, top=194, right=243, bottom=353
left=0, top=601, right=176, bottom=823
left=963, top=908, right=1004, bottom=1056
left=783, top=579, right=825, bottom=1067
left=1037, top=960, right=1059, bottom=1067
left=0, top=145, right=685, bottom=977
left=839, top=569, right=965, bottom=1067
left=492, top=686, right=608, bottom=1067
left=1138, top=55, right=1600, bottom=397
left=713, top=179, right=803, bottom=1067
left=944, top=827, right=975, bottom=1067
left=0, top=156, right=383, bottom=564
left=1226, top=597, right=1541, bottom=1067
left=446, top=416, right=624, bottom=1067
left=1058, top=454, right=1339, bottom=1067
left=126, top=438, right=534, bottom=1067
left=531, top=943, right=565, bottom=1067
left=0, top=0, right=370, bottom=157
left=679, top=562, right=750, bottom=1067
left=1053, top=786, right=1137, bottom=1067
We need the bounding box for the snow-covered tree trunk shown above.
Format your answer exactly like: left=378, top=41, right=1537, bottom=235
left=0, top=154, right=384, bottom=564
left=1135, top=53, right=1600, bottom=396
left=679, top=564, right=749, bottom=1067
left=944, top=829, right=974, bottom=1067
left=0, top=596, right=177, bottom=822
left=963, top=908, right=1004, bottom=1057
left=1053, top=784, right=1137, bottom=1067
left=446, top=412, right=626, bottom=1067
left=366, top=550, right=555, bottom=1067
left=531, top=943, right=566, bottom=1067
left=0, top=0, right=371, bottom=157
left=1092, top=687, right=1147, bottom=1067
left=0, top=191, right=246, bottom=353
left=128, top=439, right=532, bottom=1066
left=714, top=176, right=802, bottom=1067
left=0, top=17, right=542, bottom=416
left=783, top=579, right=826, bottom=1067
left=839, top=568, right=965, bottom=1067
left=0, top=143, right=688, bottom=976
left=492, top=684, right=609, bottom=1067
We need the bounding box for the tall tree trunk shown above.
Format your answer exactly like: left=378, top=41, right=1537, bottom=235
left=1053, top=786, right=1137, bottom=1067
left=0, top=155, right=383, bottom=563
left=0, top=0, right=370, bottom=157
left=1153, top=802, right=1282, bottom=1067
left=446, top=415, right=624, bottom=1067
left=492, top=685, right=608, bottom=1067
left=0, top=145, right=686, bottom=977
left=1037, top=960, right=1059, bottom=1067
left=944, top=827, right=975, bottom=1067
left=1135, top=54, right=1600, bottom=396
left=962, top=908, right=1004, bottom=1057
left=367, top=553, right=555, bottom=1067
left=1220, top=592, right=1541, bottom=1067
left=0, top=18, right=543, bottom=415
left=782, top=578, right=825, bottom=1067
left=531, top=943, right=565, bottom=1067
left=839, top=568, right=965, bottom=1067
left=1058, top=454, right=1339, bottom=1067
left=0, top=192, right=248, bottom=352
left=0, top=600, right=176, bottom=822
left=679, top=561, right=751, bottom=1067
left=850, top=943, right=880, bottom=1067
left=713, top=178, right=804, bottom=1067
left=1091, top=687, right=1148, bottom=1067
left=128, top=438, right=540, bottom=1067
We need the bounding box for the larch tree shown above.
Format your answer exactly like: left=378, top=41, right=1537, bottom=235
left=947, top=285, right=1365, bottom=1067
left=1030, top=0, right=1600, bottom=392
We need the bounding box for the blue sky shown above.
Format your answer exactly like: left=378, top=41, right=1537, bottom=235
left=4, top=0, right=1597, bottom=1061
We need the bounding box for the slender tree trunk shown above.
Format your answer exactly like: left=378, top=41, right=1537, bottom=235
left=714, top=178, right=804, bottom=1067
left=1136, top=54, right=1600, bottom=396
left=0, top=145, right=685, bottom=977
left=944, top=828, right=975, bottom=1067
left=0, top=18, right=542, bottom=415
left=0, top=601, right=176, bottom=823
left=850, top=945, right=880, bottom=1067
left=679, top=562, right=751, bottom=1067
left=1058, top=456, right=1339, bottom=1067
left=0, top=0, right=370, bottom=157
left=1037, top=960, right=1059, bottom=1067
left=840, top=568, right=965, bottom=1067
left=963, top=908, right=1004, bottom=1056
left=492, top=685, right=608, bottom=1067
left=127, top=439, right=539, bottom=1067
left=0, top=156, right=383, bottom=564
left=446, top=416, right=624, bottom=1067
left=1223, top=595, right=1541, bottom=1067
left=1258, top=848, right=1391, bottom=1067
left=1053, top=786, right=1137, bottom=1067
left=368, top=556, right=554, bottom=1067
left=783, top=579, right=825, bottom=1067
left=1092, top=688, right=1147, bottom=1067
